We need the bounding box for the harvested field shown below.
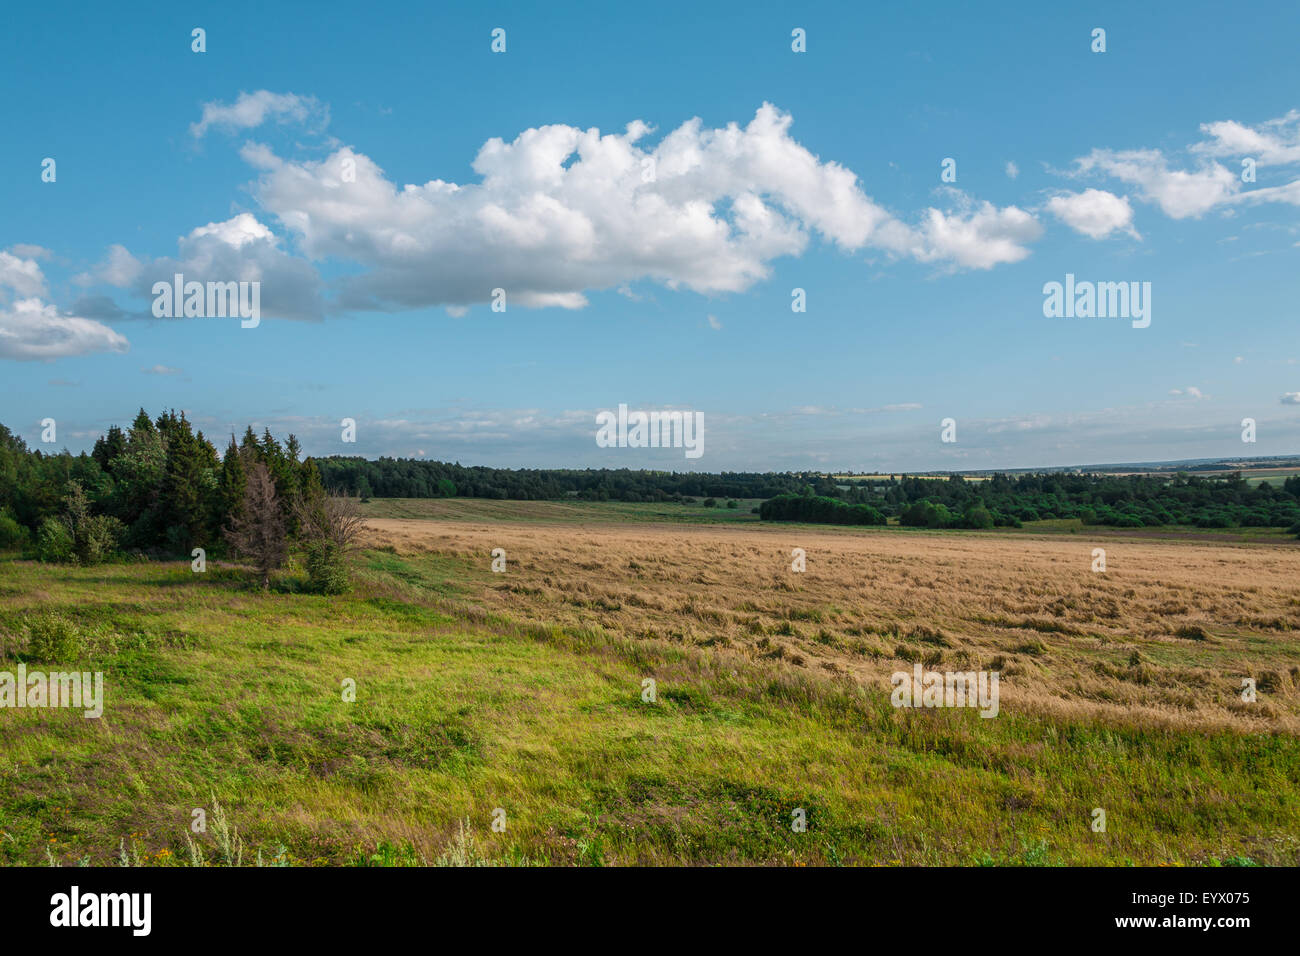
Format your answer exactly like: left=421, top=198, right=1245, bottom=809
left=364, top=516, right=1300, bottom=731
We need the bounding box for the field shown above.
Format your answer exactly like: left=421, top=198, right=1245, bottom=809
left=2, top=500, right=1299, bottom=866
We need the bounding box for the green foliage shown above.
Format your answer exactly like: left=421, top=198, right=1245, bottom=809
left=760, top=494, right=886, bottom=526
left=0, top=412, right=321, bottom=561
left=36, top=517, right=74, bottom=563
left=0, top=509, right=27, bottom=549
left=61, top=481, right=123, bottom=564
left=23, top=612, right=90, bottom=662
left=305, top=541, right=351, bottom=594
left=962, top=503, right=994, bottom=529
left=703, top=498, right=717, bottom=508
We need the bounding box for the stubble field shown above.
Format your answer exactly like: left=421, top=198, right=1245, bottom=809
left=3, top=499, right=1298, bottom=866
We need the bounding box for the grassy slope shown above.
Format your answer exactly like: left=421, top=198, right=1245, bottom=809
left=1, top=528, right=1297, bottom=866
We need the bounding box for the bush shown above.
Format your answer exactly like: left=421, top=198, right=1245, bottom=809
left=0, top=510, right=27, bottom=550
left=703, top=498, right=717, bottom=508
left=305, top=541, right=350, bottom=594
left=962, top=504, right=994, bottom=529
left=36, top=518, right=75, bottom=563
left=79, top=515, right=124, bottom=564
left=24, top=612, right=87, bottom=662
left=759, top=494, right=886, bottom=526
left=900, top=500, right=952, bottom=529
left=726, top=500, right=738, bottom=509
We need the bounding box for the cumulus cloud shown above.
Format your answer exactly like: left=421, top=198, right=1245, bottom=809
left=0, top=251, right=48, bottom=297
left=1282, top=392, right=1300, bottom=405
left=190, top=91, right=327, bottom=138
left=905, top=193, right=1042, bottom=269
left=1070, top=148, right=1239, bottom=219
left=1005, top=161, right=1019, bottom=179
left=230, top=103, right=1040, bottom=313
left=142, top=364, right=183, bottom=375
left=1169, top=386, right=1206, bottom=399
left=112, top=212, right=326, bottom=321
left=0, top=252, right=129, bottom=360
left=76, top=243, right=142, bottom=287
left=1066, top=111, right=1300, bottom=221
left=0, top=297, right=129, bottom=360
left=1046, top=188, right=1138, bottom=239
left=1193, top=110, right=1300, bottom=167
left=83, top=102, right=1045, bottom=324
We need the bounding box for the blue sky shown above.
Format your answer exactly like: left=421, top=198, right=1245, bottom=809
left=3, top=0, right=1299, bottom=471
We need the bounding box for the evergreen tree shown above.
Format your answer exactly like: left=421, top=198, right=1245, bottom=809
left=91, top=425, right=127, bottom=474
left=219, top=436, right=247, bottom=532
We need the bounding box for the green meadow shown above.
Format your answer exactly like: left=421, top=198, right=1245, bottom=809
left=1, top=541, right=1297, bottom=867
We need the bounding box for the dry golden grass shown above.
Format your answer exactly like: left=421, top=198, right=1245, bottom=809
left=363, top=517, right=1300, bottom=732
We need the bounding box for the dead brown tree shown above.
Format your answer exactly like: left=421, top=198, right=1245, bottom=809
left=224, top=462, right=287, bottom=589
left=296, top=489, right=365, bottom=552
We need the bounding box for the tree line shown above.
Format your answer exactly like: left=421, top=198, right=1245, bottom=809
left=4, top=418, right=1298, bottom=549
left=0, top=412, right=361, bottom=590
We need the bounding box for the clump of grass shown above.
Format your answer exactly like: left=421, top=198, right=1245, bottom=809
left=434, top=819, right=494, bottom=867
left=907, top=625, right=951, bottom=647
left=23, top=612, right=95, bottom=662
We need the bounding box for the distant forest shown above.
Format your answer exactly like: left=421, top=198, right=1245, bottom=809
left=316, top=455, right=1300, bottom=531
left=3, top=415, right=1300, bottom=561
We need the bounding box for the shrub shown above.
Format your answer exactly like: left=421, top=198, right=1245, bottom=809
left=305, top=541, right=350, bottom=594
left=962, top=504, right=994, bottom=529
left=703, top=498, right=717, bottom=508
left=24, top=612, right=87, bottom=662
left=79, top=515, right=124, bottom=564
left=759, top=494, right=886, bottom=526
left=0, top=510, right=27, bottom=550
left=36, top=518, right=75, bottom=563
left=726, top=500, right=738, bottom=509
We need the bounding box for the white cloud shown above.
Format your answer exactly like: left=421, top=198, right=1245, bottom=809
left=0, top=253, right=129, bottom=360
left=1070, top=148, right=1239, bottom=219
left=227, top=103, right=1041, bottom=313
left=1045, top=188, right=1138, bottom=239
left=1005, top=161, right=1019, bottom=179
left=1066, top=111, right=1300, bottom=221
left=706, top=313, right=722, bottom=330
left=0, top=251, right=48, bottom=297
left=8, top=244, right=51, bottom=261
left=142, top=364, right=182, bottom=375
left=190, top=91, right=327, bottom=138
left=1282, top=392, right=1300, bottom=405
left=76, top=243, right=143, bottom=287
left=904, top=193, right=1042, bottom=269
left=114, top=213, right=325, bottom=320
left=1169, top=386, right=1206, bottom=399
left=0, top=297, right=129, bottom=360
left=1193, top=110, right=1300, bottom=167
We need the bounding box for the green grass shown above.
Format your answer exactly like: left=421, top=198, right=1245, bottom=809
left=1, top=549, right=1297, bottom=867
left=362, top=497, right=764, bottom=525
